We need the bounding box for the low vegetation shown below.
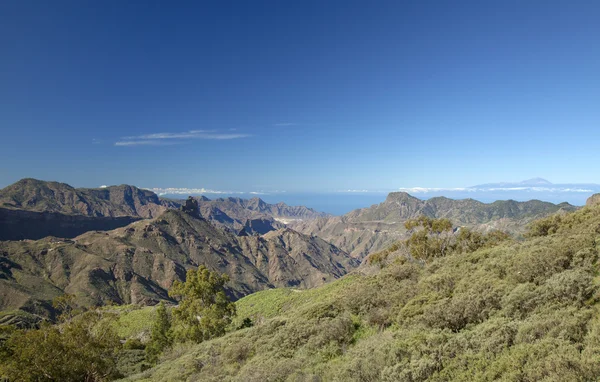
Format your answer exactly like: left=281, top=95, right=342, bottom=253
left=368, top=216, right=510, bottom=265
left=0, top=266, right=236, bottom=381
left=124, top=205, right=600, bottom=381
left=2, top=205, right=600, bottom=381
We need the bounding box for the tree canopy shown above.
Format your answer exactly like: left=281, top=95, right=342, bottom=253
left=169, top=266, right=236, bottom=343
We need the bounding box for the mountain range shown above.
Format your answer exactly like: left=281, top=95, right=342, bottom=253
left=0, top=178, right=578, bottom=321
left=0, top=206, right=357, bottom=319
left=194, top=195, right=327, bottom=234
left=0, top=178, right=177, bottom=218
left=289, top=191, right=576, bottom=258
left=0, top=179, right=326, bottom=240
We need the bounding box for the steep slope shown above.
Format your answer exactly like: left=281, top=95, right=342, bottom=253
left=290, top=192, right=577, bottom=258
left=0, top=210, right=357, bottom=317
left=0, top=178, right=176, bottom=218
left=0, top=207, right=140, bottom=241
left=197, top=196, right=327, bottom=226
left=194, top=196, right=327, bottom=234
left=123, top=200, right=600, bottom=382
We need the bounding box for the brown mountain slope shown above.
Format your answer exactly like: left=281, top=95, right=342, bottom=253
left=197, top=196, right=328, bottom=228
left=290, top=192, right=577, bottom=258
left=0, top=178, right=176, bottom=218
left=0, top=207, right=141, bottom=241
left=0, top=209, right=357, bottom=317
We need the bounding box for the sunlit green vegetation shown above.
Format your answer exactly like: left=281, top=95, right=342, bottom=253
left=123, top=205, right=600, bottom=381
left=368, top=216, right=511, bottom=265
left=4, top=205, right=600, bottom=381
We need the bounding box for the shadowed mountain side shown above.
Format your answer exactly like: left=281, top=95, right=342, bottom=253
left=0, top=207, right=141, bottom=241
left=0, top=210, right=357, bottom=317
left=290, top=192, right=577, bottom=258
left=0, top=178, right=178, bottom=218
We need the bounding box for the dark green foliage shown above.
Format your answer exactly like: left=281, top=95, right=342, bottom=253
left=123, top=338, right=145, bottom=350
left=52, top=293, right=86, bottom=323
left=145, top=302, right=172, bottom=363
left=237, top=317, right=254, bottom=329
left=169, top=266, right=236, bottom=343
left=0, top=311, right=121, bottom=381
left=526, top=213, right=564, bottom=237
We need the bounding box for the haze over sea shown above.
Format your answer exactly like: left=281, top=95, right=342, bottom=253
left=161, top=185, right=598, bottom=215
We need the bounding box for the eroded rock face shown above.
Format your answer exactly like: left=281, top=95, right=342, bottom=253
left=586, top=194, right=600, bottom=206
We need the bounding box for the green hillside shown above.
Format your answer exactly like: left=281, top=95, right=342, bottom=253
left=122, top=202, right=600, bottom=381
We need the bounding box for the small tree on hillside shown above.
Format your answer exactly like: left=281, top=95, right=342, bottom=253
left=169, top=266, right=236, bottom=343
left=145, top=302, right=172, bottom=364
left=52, top=293, right=84, bottom=323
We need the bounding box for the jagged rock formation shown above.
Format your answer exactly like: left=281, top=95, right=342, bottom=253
left=290, top=192, right=577, bottom=258
left=0, top=210, right=358, bottom=317
left=180, top=196, right=201, bottom=219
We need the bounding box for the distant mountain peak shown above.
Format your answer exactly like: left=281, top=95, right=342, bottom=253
left=471, top=178, right=554, bottom=188
left=385, top=191, right=418, bottom=202
left=519, top=178, right=552, bottom=185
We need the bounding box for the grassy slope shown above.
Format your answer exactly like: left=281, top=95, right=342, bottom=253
left=121, top=204, right=600, bottom=381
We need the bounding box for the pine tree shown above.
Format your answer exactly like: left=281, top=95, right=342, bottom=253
left=145, top=302, right=172, bottom=364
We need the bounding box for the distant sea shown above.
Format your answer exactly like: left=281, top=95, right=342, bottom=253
left=162, top=193, right=389, bottom=216
left=162, top=189, right=596, bottom=216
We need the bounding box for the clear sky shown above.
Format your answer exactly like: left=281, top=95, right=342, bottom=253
left=1, top=0, right=599, bottom=193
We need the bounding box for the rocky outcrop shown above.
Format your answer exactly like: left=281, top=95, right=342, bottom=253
left=586, top=194, right=600, bottom=206
left=180, top=196, right=202, bottom=219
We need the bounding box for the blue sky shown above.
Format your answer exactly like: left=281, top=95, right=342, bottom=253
left=1, top=0, right=599, bottom=195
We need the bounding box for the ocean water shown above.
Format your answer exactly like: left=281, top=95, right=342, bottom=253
left=254, top=193, right=389, bottom=216
left=163, top=192, right=389, bottom=216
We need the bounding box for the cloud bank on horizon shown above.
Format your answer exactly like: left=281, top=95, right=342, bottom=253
left=145, top=187, right=287, bottom=196
left=140, top=178, right=600, bottom=208
left=399, top=178, right=597, bottom=194
left=397, top=178, right=600, bottom=206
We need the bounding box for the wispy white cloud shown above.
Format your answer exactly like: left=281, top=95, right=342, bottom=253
left=115, top=140, right=182, bottom=146
left=145, top=187, right=244, bottom=196
left=399, top=186, right=594, bottom=194
left=115, top=130, right=251, bottom=146
left=338, top=189, right=371, bottom=193
left=398, top=187, right=470, bottom=193
left=144, top=187, right=283, bottom=196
